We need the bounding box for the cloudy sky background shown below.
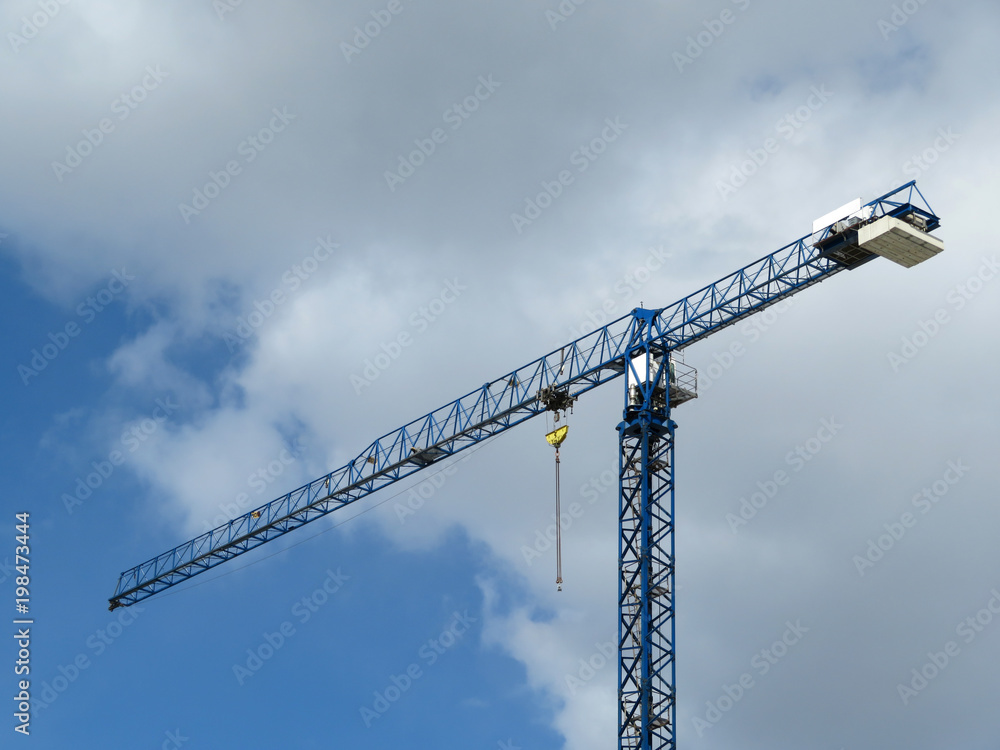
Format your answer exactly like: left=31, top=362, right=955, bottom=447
left=2, top=0, right=999, bottom=748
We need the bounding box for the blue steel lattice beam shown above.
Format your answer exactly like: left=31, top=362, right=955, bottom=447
left=109, top=181, right=940, bottom=610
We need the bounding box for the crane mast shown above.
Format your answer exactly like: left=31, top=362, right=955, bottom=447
left=109, top=181, right=943, bottom=750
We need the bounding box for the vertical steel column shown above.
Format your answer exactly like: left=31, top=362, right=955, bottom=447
left=618, top=331, right=676, bottom=750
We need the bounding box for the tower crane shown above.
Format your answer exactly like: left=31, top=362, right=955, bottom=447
left=109, top=181, right=944, bottom=749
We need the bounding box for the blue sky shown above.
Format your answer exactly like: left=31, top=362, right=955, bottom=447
left=2, top=1, right=1000, bottom=749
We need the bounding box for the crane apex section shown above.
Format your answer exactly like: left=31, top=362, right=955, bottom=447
left=857, top=215, right=944, bottom=268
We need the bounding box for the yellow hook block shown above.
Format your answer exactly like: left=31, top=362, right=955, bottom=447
left=545, top=425, right=569, bottom=447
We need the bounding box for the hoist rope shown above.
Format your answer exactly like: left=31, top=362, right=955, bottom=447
left=555, top=446, right=563, bottom=592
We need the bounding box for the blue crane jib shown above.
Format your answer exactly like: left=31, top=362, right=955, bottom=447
left=108, top=181, right=942, bottom=750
